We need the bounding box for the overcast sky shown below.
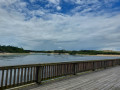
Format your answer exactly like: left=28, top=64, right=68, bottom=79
left=0, top=0, right=120, bottom=50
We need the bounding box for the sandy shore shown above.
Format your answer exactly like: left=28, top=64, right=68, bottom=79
left=91, top=54, right=120, bottom=57
left=0, top=53, right=31, bottom=56
left=49, top=53, right=120, bottom=57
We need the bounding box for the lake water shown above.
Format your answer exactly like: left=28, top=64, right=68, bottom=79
left=0, top=53, right=120, bottom=66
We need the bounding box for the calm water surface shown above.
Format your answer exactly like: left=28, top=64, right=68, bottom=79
left=0, top=53, right=120, bottom=66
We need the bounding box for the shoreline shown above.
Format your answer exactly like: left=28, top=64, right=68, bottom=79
left=0, top=53, right=31, bottom=56
left=1, top=52, right=120, bottom=57
left=45, top=53, right=120, bottom=57
left=38, top=53, right=120, bottom=57
left=86, top=54, right=120, bottom=57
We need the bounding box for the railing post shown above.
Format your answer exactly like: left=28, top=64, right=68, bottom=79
left=119, top=59, right=120, bottom=65
left=112, top=60, right=114, bottom=66
left=92, top=62, right=95, bottom=71
left=36, top=66, right=41, bottom=84
left=73, top=63, right=76, bottom=75
left=104, top=61, right=106, bottom=69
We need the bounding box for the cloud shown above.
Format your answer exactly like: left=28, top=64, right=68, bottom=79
left=0, top=0, right=120, bottom=50
left=48, top=0, right=60, bottom=5
left=56, top=6, right=61, bottom=10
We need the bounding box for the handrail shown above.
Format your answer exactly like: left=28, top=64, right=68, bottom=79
left=0, top=59, right=120, bottom=89
left=0, top=58, right=119, bottom=69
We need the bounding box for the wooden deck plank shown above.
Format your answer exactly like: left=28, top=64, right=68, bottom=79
left=20, top=66, right=120, bottom=90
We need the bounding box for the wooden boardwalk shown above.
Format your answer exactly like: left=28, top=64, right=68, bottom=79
left=19, top=66, right=120, bottom=90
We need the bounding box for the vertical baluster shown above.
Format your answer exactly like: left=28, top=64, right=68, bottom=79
left=57, top=65, right=58, bottom=76
left=65, top=64, right=67, bottom=75
left=43, top=66, right=44, bottom=80
left=48, top=65, right=50, bottom=79
left=30, top=67, right=32, bottom=82
left=62, top=64, right=64, bottom=75
left=57, top=65, right=59, bottom=76
left=53, top=65, right=55, bottom=78
left=41, top=66, right=43, bottom=80
left=1, top=70, right=4, bottom=88
left=55, top=65, right=57, bottom=77
left=79, top=63, right=80, bottom=72
left=21, top=68, right=23, bottom=84
left=70, top=64, right=71, bottom=74
left=66, top=64, right=68, bottom=75
left=42, top=66, right=44, bottom=80
left=69, top=64, right=70, bottom=74
left=46, top=66, right=48, bottom=79
left=72, top=64, right=73, bottom=74
left=80, top=63, right=81, bottom=72
left=17, top=68, right=20, bottom=85
left=90, top=62, right=91, bottom=70
left=84, top=62, right=85, bottom=71
left=64, top=64, right=66, bottom=75
left=104, top=61, right=106, bottom=69
left=88, top=62, right=89, bottom=70
left=96, top=61, right=98, bottom=69
left=33, top=67, right=36, bottom=81
left=60, top=64, right=61, bottom=76
left=61, top=64, right=63, bottom=75
left=58, top=64, right=60, bottom=76
left=27, top=67, right=29, bottom=82
left=63, top=64, right=65, bottom=75
left=5, top=69, right=8, bottom=87
left=51, top=65, right=53, bottom=78
left=68, top=64, right=69, bottom=74
left=44, top=65, right=46, bottom=80
left=60, top=64, right=62, bottom=76
left=9, top=69, right=12, bottom=86
left=13, top=69, right=16, bottom=86
left=86, top=62, right=87, bottom=70
left=24, top=67, right=26, bottom=83
left=55, top=65, right=56, bottom=77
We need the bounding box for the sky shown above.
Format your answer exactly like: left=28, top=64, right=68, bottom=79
left=0, top=0, right=120, bottom=51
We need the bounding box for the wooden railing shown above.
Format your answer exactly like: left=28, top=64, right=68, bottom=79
left=0, top=59, right=120, bottom=89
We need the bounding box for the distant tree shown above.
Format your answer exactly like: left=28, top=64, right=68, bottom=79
left=0, top=45, right=29, bottom=53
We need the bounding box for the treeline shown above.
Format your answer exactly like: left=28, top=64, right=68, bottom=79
left=33, top=50, right=120, bottom=55
left=1, top=45, right=120, bottom=55
left=0, top=45, right=29, bottom=53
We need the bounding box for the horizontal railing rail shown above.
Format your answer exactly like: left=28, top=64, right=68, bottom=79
left=0, top=59, right=120, bottom=89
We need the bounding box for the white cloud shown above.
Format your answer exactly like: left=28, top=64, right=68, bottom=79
left=47, top=0, right=61, bottom=11
left=0, top=0, right=17, bottom=5
left=48, top=0, right=60, bottom=5
left=56, top=6, right=61, bottom=10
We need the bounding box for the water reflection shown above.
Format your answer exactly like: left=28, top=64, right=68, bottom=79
left=0, top=54, right=28, bottom=61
